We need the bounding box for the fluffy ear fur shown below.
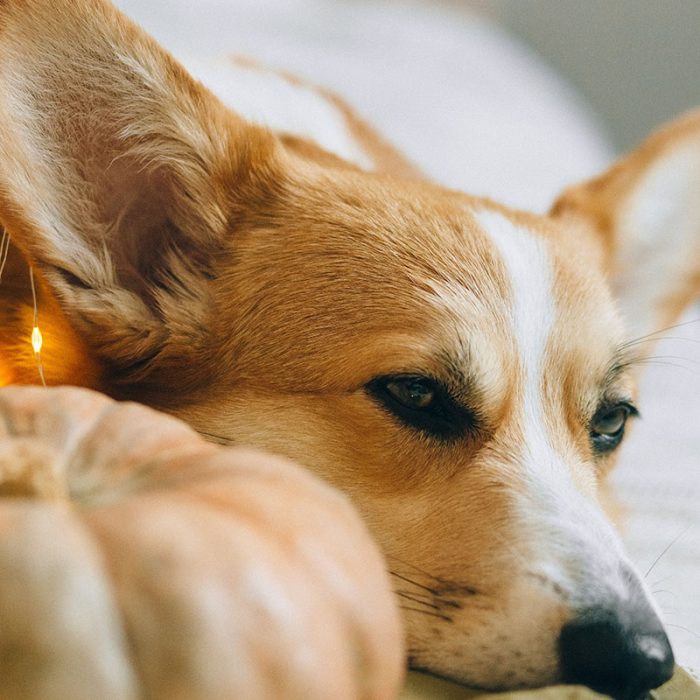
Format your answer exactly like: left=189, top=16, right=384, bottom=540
left=0, top=0, right=280, bottom=390
left=552, top=110, right=700, bottom=343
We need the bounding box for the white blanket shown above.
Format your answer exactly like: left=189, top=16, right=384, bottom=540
left=612, top=317, right=700, bottom=674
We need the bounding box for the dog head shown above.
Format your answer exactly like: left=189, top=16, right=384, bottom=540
left=1, top=1, right=698, bottom=696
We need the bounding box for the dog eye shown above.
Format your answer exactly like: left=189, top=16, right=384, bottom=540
left=590, top=403, right=637, bottom=453
left=366, top=375, right=474, bottom=440
left=385, top=377, right=435, bottom=409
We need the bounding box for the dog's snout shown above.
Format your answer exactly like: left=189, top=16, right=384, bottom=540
left=558, top=607, right=674, bottom=700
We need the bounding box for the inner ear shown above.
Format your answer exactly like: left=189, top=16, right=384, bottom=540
left=0, top=0, right=281, bottom=389
left=1, top=142, right=227, bottom=385
left=30, top=156, right=230, bottom=389
left=551, top=110, right=700, bottom=344
left=82, top=163, right=214, bottom=310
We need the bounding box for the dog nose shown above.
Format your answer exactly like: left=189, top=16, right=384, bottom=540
left=558, top=608, right=674, bottom=700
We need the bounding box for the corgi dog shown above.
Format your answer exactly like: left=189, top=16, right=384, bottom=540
left=0, top=0, right=698, bottom=697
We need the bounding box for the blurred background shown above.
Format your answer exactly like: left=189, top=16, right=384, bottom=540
left=114, top=0, right=700, bottom=153
left=114, top=0, right=700, bottom=210
left=485, top=0, right=700, bottom=151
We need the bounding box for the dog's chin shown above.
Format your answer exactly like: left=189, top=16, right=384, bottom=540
left=407, top=661, right=560, bottom=695
left=407, top=644, right=561, bottom=693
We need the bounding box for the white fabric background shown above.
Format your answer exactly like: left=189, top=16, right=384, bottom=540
left=114, top=0, right=699, bottom=674
left=611, top=322, right=700, bottom=675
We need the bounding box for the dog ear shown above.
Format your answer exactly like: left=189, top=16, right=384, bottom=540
left=552, top=110, right=700, bottom=343
left=0, top=0, right=280, bottom=386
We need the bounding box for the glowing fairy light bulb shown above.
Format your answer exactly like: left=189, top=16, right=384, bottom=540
left=29, top=267, right=46, bottom=386
left=0, top=234, right=46, bottom=386
left=32, top=325, right=43, bottom=354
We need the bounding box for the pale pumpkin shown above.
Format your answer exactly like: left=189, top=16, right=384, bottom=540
left=0, top=385, right=404, bottom=700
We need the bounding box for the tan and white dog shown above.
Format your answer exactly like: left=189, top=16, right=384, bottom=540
left=1, top=0, right=699, bottom=697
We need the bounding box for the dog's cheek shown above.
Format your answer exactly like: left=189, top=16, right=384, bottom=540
left=173, top=389, right=513, bottom=550
left=175, top=390, right=425, bottom=488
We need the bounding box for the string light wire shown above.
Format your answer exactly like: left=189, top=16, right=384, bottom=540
left=0, top=228, right=10, bottom=283
left=0, top=230, right=48, bottom=387
left=29, top=266, right=47, bottom=386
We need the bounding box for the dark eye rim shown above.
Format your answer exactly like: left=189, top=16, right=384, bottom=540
left=365, top=374, right=476, bottom=441
left=590, top=401, right=639, bottom=454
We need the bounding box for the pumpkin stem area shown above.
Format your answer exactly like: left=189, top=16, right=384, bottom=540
left=0, top=442, right=67, bottom=500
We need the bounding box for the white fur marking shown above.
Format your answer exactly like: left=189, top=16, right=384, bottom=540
left=472, top=208, right=554, bottom=432
left=182, top=56, right=375, bottom=170
left=473, top=208, right=644, bottom=608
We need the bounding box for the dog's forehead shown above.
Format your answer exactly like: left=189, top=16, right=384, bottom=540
left=223, top=186, right=622, bottom=395
left=462, top=205, right=626, bottom=423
